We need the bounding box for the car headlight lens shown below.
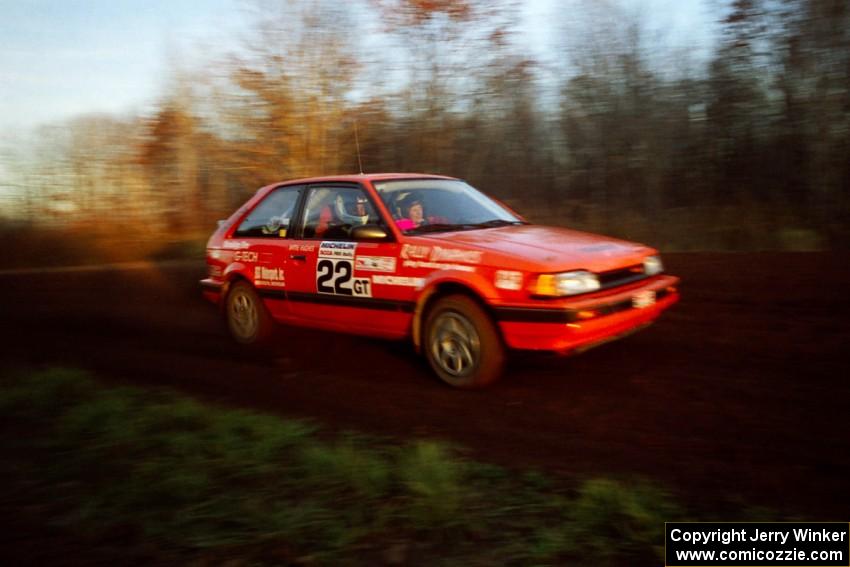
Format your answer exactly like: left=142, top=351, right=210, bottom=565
left=534, top=270, right=600, bottom=296
left=643, top=255, right=663, bottom=276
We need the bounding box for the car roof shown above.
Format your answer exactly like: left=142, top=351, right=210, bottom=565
left=265, top=172, right=457, bottom=188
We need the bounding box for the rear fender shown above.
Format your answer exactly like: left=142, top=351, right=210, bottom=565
left=219, top=264, right=254, bottom=307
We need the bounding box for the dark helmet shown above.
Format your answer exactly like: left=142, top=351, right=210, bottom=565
left=400, top=191, right=423, bottom=213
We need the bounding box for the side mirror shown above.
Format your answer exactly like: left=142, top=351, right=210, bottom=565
left=351, top=224, right=389, bottom=241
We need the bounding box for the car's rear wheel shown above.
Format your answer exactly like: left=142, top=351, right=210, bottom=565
left=226, top=280, right=273, bottom=344
left=424, top=294, right=504, bottom=388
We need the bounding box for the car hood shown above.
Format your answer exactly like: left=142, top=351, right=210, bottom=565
left=417, top=225, right=654, bottom=272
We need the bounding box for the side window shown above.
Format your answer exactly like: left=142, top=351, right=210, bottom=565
left=234, top=187, right=301, bottom=238
left=301, top=186, right=381, bottom=240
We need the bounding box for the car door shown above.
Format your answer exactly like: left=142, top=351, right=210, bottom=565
left=227, top=184, right=303, bottom=322
left=285, top=183, right=412, bottom=338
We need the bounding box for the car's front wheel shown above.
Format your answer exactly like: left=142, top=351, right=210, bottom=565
left=424, top=294, right=505, bottom=388
left=225, top=280, right=273, bottom=344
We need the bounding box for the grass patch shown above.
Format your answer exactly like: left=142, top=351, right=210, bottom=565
left=0, top=367, right=685, bottom=565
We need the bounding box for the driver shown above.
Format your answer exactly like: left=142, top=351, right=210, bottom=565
left=335, top=193, right=370, bottom=227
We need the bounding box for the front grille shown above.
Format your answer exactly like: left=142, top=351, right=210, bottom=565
left=595, top=299, right=634, bottom=317
left=598, top=264, right=649, bottom=290
left=595, top=288, right=670, bottom=318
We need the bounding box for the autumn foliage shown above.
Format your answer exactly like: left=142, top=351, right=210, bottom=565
left=2, top=0, right=848, bottom=257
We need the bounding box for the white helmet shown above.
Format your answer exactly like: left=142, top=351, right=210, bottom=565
left=335, top=194, right=369, bottom=225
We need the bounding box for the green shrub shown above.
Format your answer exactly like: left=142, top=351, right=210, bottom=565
left=398, top=441, right=467, bottom=529
left=0, top=366, right=700, bottom=565
left=564, top=478, right=681, bottom=565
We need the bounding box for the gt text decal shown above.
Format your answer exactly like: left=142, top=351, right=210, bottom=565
left=355, top=256, right=397, bottom=273
left=317, top=259, right=372, bottom=297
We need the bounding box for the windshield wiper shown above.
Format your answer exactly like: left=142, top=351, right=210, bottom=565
left=406, top=219, right=526, bottom=234
left=407, top=223, right=467, bottom=234
left=469, top=219, right=527, bottom=228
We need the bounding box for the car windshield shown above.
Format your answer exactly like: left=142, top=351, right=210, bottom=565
left=373, top=179, right=525, bottom=235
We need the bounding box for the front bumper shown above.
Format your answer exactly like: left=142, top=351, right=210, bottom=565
left=494, top=275, right=679, bottom=353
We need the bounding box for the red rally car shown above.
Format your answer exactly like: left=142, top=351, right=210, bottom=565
left=201, top=173, right=679, bottom=387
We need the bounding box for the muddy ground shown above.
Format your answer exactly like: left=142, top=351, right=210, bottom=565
left=0, top=253, right=848, bottom=518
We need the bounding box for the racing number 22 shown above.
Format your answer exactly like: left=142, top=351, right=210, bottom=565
left=316, top=259, right=372, bottom=297
left=317, top=259, right=351, bottom=295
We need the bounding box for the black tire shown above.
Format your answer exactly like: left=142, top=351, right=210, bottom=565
left=423, top=294, right=505, bottom=388
left=225, top=280, right=274, bottom=345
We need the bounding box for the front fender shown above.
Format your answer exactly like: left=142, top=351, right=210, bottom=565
left=411, top=268, right=500, bottom=352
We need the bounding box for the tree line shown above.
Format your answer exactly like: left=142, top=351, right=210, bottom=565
left=2, top=0, right=848, bottom=252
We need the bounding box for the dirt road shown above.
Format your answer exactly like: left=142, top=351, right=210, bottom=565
left=1, top=254, right=848, bottom=516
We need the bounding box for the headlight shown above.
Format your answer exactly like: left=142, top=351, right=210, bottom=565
left=643, top=255, right=663, bottom=276
left=533, top=270, right=600, bottom=296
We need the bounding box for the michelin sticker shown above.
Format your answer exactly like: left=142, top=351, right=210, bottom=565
left=319, top=241, right=356, bottom=259
left=355, top=256, right=396, bottom=273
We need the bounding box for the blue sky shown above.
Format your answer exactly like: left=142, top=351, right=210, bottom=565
left=0, top=0, right=715, bottom=134
left=0, top=0, right=246, bottom=132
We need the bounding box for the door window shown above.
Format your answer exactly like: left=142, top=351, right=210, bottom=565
left=234, top=186, right=301, bottom=238
left=301, top=186, right=381, bottom=239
